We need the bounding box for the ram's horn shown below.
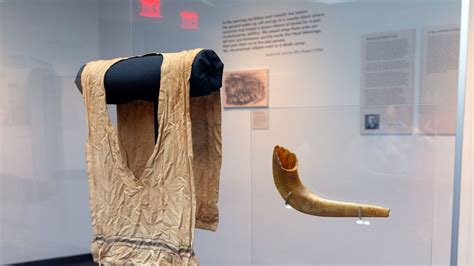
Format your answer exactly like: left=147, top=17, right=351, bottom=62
left=273, top=145, right=390, bottom=217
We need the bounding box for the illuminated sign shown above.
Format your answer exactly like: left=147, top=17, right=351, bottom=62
left=139, top=0, right=161, bottom=18
left=180, top=11, right=199, bottom=30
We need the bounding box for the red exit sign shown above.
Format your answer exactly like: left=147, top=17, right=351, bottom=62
left=139, top=0, right=162, bottom=18
left=180, top=11, right=199, bottom=30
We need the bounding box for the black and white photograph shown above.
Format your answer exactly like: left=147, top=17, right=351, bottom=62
left=365, top=114, right=380, bottom=130
left=223, top=69, right=269, bottom=108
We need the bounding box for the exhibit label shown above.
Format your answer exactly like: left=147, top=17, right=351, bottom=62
left=360, top=29, right=416, bottom=135
left=419, top=26, right=460, bottom=135
left=222, top=10, right=324, bottom=56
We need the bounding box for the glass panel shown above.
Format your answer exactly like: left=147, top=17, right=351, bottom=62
left=130, top=0, right=218, bottom=54
left=0, top=0, right=463, bottom=264
left=0, top=0, right=131, bottom=263
left=251, top=106, right=437, bottom=265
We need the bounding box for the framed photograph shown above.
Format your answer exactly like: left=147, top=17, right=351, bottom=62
left=223, top=69, right=269, bottom=108
left=364, top=114, right=380, bottom=130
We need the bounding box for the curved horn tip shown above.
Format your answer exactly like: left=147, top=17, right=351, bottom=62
left=274, top=146, right=297, bottom=170
left=273, top=145, right=279, bottom=153
left=273, top=145, right=285, bottom=153
left=377, top=208, right=390, bottom=218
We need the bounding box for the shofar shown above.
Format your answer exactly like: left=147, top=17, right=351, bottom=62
left=273, top=145, right=390, bottom=218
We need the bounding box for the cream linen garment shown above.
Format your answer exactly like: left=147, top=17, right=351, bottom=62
left=81, top=49, right=222, bottom=265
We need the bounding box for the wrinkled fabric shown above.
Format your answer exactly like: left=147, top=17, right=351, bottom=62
left=190, top=93, right=222, bottom=231
left=81, top=49, right=222, bottom=265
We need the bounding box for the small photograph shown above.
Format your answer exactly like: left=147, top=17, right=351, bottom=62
left=223, top=69, right=269, bottom=108
left=365, top=114, right=380, bottom=130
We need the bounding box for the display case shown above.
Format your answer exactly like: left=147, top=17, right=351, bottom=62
left=0, top=0, right=471, bottom=265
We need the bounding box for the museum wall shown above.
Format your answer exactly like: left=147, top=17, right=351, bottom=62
left=0, top=0, right=102, bottom=263
left=207, top=1, right=460, bottom=265
left=0, top=0, right=464, bottom=265
left=107, top=1, right=462, bottom=265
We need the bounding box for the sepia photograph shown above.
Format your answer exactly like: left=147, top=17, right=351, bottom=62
left=223, top=69, right=269, bottom=108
